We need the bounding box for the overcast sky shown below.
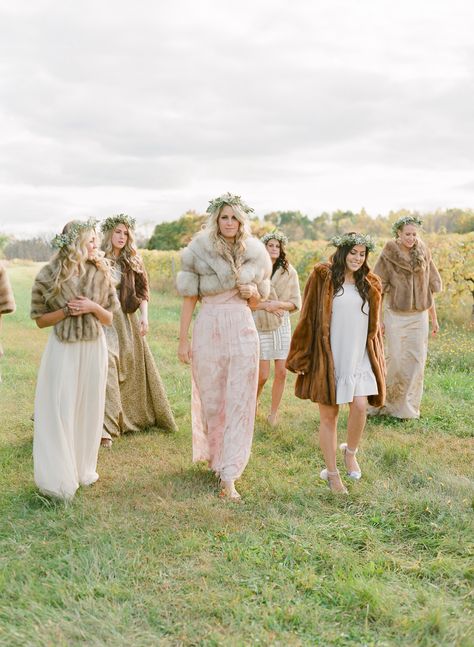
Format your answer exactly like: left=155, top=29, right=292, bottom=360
left=1, top=0, right=473, bottom=236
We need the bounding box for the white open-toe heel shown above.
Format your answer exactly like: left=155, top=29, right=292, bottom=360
left=319, top=468, right=348, bottom=494
left=339, top=443, right=361, bottom=480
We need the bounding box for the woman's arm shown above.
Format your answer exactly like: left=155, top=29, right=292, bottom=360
left=138, top=299, right=149, bottom=336
left=178, top=296, right=198, bottom=364
left=238, top=283, right=261, bottom=308
left=35, top=307, right=70, bottom=329
left=428, top=300, right=440, bottom=335
left=67, top=296, right=113, bottom=326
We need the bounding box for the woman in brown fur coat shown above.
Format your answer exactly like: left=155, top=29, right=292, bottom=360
left=286, top=233, right=385, bottom=494
left=369, top=216, right=442, bottom=419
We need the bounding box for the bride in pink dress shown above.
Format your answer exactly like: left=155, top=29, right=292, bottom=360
left=177, top=193, right=271, bottom=500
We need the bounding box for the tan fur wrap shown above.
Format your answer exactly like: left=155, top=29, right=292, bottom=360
left=286, top=263, right=386, bottom=407
left=176, top=232, right=272, bottom=299
left=0, top=264, right=15, bottom=314
left=374, top=239, right=442, bottom=312
left=254, top=264, right=302, bottom=332
left=31, top=261, right=120, bottom=342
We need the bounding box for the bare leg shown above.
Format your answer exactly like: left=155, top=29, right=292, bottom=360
left=318, top=403, right=346, bottom=493
left=256, top=360, right=270, bottom=401
left=344, top=396, right=367, bottom=473
left=268, top=359, right=287, bottom=425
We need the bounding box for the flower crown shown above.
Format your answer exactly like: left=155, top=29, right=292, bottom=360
left=206, top=192, right=254, bottom=215
left=329, top=232, right=376, bottom=252
left=260, top=230, right=288, bottom=246
left=51, top=218, right=98, bottom=250
left=391, top=215, right=423, bottom=237
left=101, top=214, right=136, bottom=232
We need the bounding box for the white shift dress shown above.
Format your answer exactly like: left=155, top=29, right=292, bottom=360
left=330, top=283, right=378, bottom=405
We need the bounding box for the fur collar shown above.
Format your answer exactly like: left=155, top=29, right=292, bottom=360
left=380, top=239, right=428, bottom=272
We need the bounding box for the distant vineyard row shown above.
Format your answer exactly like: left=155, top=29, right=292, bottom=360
left=141, top=232, right=474, bottom=320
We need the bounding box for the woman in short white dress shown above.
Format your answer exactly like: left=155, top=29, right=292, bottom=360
left=30, top=220, right=118, bottom=500
left=286, top=233, right=386, bottom=494
left=252, top=231, right=301, bottom=426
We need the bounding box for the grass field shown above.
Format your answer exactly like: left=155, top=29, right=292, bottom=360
left=0, top=263, right=473, bottom=647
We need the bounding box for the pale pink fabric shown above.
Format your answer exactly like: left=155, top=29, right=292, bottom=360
left=191, top=289, right=259, bottom=481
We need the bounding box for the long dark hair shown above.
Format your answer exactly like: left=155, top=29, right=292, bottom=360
left=330, top=243, right=371, bottom=314
left=268, top=240, right=289, bottom=277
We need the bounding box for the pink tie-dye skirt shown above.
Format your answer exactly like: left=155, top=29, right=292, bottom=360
left=191, top=289, right=259, bottom=481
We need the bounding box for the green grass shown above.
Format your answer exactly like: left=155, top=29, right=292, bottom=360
left=0, top=264, right=473, bottom=646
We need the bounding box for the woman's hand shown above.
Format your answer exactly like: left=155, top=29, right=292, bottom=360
left=67, top=296, right=97, bottom=316
left=431, top=319, right=440, bottom=335
left=238, top=283, right=257, bottom=300
left=178, top=339, right=192, bottom=364
left=264, top=300, right=285, bottom=317
left=139, top=317, right=149, bottom=336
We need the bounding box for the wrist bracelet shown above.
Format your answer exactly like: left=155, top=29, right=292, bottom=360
left=62, top=305, right=70, bottom=317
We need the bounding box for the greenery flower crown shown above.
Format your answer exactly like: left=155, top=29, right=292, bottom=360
left=101, top=214, right=136, bottom=232
left=391, top=215, right=423, bottom=237
left=260, top=231, right=288, bottom=246
left=206, top=192, right=254, bottom=215
left=51, top=218, right=98, bottom=250
left=329, top=233, right=376, bottom=252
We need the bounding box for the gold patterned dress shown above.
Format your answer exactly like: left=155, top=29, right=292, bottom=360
left=102, top=264, right=177, bottom=439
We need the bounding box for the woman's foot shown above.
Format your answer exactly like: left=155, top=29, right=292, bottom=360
left=219, top=479, right=241, bottom=501
left=320, top=468, right=348, bottom=494
left=339, top=443, right=361, bottom=480
left=267, top=412, right=278, bottom=427
left=100, top=437, right=112, bottom=449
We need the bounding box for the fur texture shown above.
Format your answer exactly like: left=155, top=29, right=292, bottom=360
left=374, top=239, right=442, bottom=312
left=176, top=231, right=272, bottom=299
left=286, top=263, right=386, bottom=407
left=118, top=256, right=149, bottom=314
left=253, top=264, right=301, bottom=332
left=31, top=261, right=120, bottom=342
left=0, top=264, right=15, bottom=314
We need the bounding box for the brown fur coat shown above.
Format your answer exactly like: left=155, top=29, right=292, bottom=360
left=373, top=239, right=442, bottom=312
left=286, top=263, right=386, bottom=407
left=0, top=264, right=16, bottom=315
left=31, top=260, right=119, bottom=343
left=117, top=257, right=149, bottom=314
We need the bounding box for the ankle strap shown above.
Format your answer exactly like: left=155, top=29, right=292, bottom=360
left=345, top=446, right=358, bottom=455
left=326, top=469, right=340, bottom=476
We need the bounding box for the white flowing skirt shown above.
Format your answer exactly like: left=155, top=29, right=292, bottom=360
left=33, top=331, right=108, bottom=500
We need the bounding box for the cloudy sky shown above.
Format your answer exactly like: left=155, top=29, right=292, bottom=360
left=1, top=0, right=473, bottom=236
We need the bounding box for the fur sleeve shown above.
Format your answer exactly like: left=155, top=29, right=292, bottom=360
left=176, top=246, right=199, bottom=297
left=286, top=268, right=319, bottom=374
left=135, top=258, right=150, bottom=302
left=30, top=265, right=52, bottom=319
left=428, top=258, right=442, bottom=294
left=0, top=265, right=15, bottom=314
left=288, top=265, right=302, bottom=312
left=373, top=251, right=391, bottom=294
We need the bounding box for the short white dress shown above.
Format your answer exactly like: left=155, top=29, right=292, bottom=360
left=330, top=283, right=378, bottom=405
left=257, top=312, right=291, bottom=360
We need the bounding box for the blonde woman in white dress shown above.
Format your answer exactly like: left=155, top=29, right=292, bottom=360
left=31, top=220, right=119, bottom=500
left=252, top=231, right=301, bottom=426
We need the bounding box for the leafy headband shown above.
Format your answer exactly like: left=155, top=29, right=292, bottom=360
left=391, top=215, right=423, bottom=237
left=101, top=214, right=136, bottom=232
left=260, top=231, right=288, bottom=246
left=206, top=192, right=254, bottom=215
left=51, top=218, right=98, bottom=250
left=329, top=232, right=376, bottom=252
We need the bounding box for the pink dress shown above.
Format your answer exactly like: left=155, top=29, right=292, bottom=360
left=191, top=289, right=259, bottom=481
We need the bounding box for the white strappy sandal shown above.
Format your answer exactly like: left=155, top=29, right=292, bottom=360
left=319, top=468, right=348, bottom=494
left=339, top=443, right=362, bottom=480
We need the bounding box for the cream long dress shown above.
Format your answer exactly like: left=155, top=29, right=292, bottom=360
left=102, top=265, right=177, bottom=438
left=330, top=283, right=378, bottom=405
left=191, top=288, right=259, bottom=481
left=34, top=331, right=108, bottom=500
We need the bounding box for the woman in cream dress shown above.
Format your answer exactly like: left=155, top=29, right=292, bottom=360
left=30, top=219, right=119, bottom=500
left=177, top=193, right=271, bottom=501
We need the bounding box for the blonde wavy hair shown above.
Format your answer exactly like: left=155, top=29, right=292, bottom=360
left=204, top=202, right=252, bottom=280
left=101, top=223, right=143, bottom=272
left=46, top=221, right=109, bottom=300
